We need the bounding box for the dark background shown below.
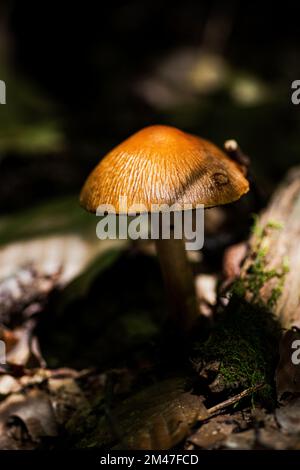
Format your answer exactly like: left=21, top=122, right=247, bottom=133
left=0, top=0, right=300, bottom=214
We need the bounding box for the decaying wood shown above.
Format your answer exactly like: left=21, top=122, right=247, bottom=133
left=240, top=166, right=300, bottom=328
left=199, top=168, right=300, bottom=395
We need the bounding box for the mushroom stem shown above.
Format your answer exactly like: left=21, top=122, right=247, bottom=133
left=155, top=233, right=198, bottom=332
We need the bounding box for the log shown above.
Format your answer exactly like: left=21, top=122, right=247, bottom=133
left=195, top=167, right=300, bottom=394
left=239, top=166, right=300, bottom=328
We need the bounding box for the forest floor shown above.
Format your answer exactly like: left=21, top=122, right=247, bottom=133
left=0, top=169, right=300, bottom=451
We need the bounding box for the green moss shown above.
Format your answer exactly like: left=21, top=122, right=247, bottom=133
left=251, top=215, right=283, bottom=236
left=195, top=297, right=280, bottom=404
left=232, top=218, right=289, bottom=309
left=266, top=219, right=284, bottom=230
left=194, top=218, right=289, bottom=405
left=199, top=218, right=289, bottom=403
left=251, top=214, right=264, bottom=238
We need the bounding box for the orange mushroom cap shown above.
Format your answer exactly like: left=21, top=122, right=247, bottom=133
left=80, top=125, right=249, bottom=213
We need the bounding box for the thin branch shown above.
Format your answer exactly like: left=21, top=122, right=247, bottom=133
left=201, top=382, right=265, bottom=420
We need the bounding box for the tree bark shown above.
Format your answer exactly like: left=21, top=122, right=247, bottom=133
left=240, top=166, right=300, bottom=328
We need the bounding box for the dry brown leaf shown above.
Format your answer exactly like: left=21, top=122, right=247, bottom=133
left=223, top=429, right=256, bottom=450
left=257, top=427, right=300, bottom=449
left=0, top=388, right=58, bottom=449
left=0, top=266, right=58, bottom=326
left=0, top=319, right=45, bottom=371
left=187, top=413, right=238, bottom=449
left=85, top=378, right=208, bottom=450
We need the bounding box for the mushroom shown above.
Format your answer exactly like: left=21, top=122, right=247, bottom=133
left=80, top=125, right=249, bottom=332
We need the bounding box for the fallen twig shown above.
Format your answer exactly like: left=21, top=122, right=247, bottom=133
left=203, top=382, right=265, bottom=420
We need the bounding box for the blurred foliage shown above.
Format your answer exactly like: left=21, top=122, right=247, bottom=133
left=0, top=63, right=64, bottom=154
left=0, top=196, right=94, bottom=246
left=0, top=1, right=299, bottom=213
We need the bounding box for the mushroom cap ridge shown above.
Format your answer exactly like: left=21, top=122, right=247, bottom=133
left=80, top=125, right=249, bottom=214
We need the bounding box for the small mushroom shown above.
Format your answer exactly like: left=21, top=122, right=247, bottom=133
left=80, top=125, right=249, bottom=331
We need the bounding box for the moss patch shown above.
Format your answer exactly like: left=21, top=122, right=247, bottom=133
left=232, top=217, right=289, bottom=309
left=195, top=218, right=289, bottom=406
left=195, top=296, right=281, bottom=403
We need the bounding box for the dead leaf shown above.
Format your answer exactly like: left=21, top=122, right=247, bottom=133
left=0, top=267, right=58, bottom=326
left=72, top=377, right=208, bottom=450
left=275, top=398, right=300, bottom=434
left=257, top=427, right=300, bottom=449
left=187, top=413, right=238, bottom=449
left=0, top=375, right=20, bottom=395
left=0, top=388, right=58, bottom=449
left=223, top=429, right=256, bottom=450
left=0, top=319, right=45, bottom=368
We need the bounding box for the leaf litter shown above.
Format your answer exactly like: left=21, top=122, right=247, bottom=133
left=0, top=200, right=299, bottom=450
